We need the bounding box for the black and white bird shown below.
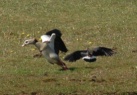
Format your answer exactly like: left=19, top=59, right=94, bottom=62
left=64, top=47, right=115, bottom=62
left=22, top=33, right=68, bottom=70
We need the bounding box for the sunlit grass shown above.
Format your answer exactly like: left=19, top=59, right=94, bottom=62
left=0, top=0, right=137, bottom=94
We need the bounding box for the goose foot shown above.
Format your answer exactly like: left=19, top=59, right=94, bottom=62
left=33, top=53, right=42, bottom=58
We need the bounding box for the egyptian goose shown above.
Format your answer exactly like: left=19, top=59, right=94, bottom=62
left=22, top=33, right=68, bottom=70
left=23, top=29, right=68, bottom=57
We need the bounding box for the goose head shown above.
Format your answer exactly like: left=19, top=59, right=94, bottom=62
left=22, top=38, right=38, bottom=47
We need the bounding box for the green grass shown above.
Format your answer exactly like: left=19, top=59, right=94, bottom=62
left=0, top=0, right=137, bottom=94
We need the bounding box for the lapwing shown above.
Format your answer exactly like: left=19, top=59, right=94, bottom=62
left=64, top=47, right=115, bottom=62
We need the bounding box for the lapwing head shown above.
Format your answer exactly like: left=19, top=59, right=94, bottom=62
left=87, top=48, right=93, bottom=57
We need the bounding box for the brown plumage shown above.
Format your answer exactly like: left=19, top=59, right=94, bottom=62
left=22, top=37, right=68, bottom=70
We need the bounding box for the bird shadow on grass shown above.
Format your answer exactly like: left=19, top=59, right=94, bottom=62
left=59, top=66, right=98, bottom=71
left=104, top=92, right=137, bottom=95
left=59, top=67, right=77, bottom=71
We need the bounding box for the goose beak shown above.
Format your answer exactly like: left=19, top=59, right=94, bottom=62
left=22, top=44, right=25, bottom=47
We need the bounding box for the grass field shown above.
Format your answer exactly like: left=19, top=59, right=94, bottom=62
left=0, top=0, right=137, bottom=95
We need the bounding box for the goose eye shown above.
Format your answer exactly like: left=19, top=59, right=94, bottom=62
left=25, top=41, right=29, bottom=44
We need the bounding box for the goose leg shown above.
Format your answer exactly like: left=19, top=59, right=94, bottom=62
left=57, top=60, right=68, bottom=70
left=33, top=52, right=42, bottom=58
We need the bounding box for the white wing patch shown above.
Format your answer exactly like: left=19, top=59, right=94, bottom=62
left=82, top=56, right=96, bottom=60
